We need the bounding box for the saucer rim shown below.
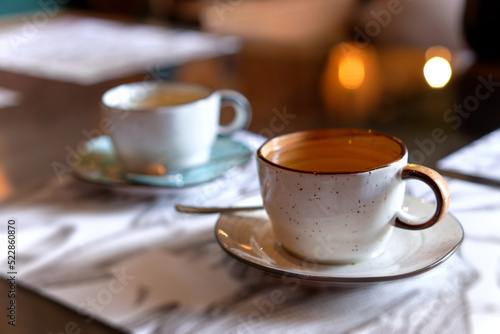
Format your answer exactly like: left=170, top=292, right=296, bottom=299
left=215, top=202, right=464, bottom=284
left=72, top=135, right=252, bottom=191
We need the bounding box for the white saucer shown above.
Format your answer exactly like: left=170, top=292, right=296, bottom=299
left=215, top=195, right=464, bottom=287
left=73, top=135, right=252, bottom=194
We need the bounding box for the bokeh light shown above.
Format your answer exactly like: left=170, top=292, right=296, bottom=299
left=425, top=46, right=452, bottom=61
left=338, top=54, right=365, bottom=90
left=423, top=56, right=452, bottom=88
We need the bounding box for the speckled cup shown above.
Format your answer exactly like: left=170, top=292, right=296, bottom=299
left=257, top=129, right=450, bottom=264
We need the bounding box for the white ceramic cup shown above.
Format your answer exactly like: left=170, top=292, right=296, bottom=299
left=101, top=82, right=251, bottom=174
left=257, top=129, right=450, bottom=264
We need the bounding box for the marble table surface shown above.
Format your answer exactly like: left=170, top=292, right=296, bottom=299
left=1, top=129, right=499, bottom=334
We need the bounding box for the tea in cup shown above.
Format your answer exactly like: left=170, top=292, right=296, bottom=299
left=257, top=129, right=450, bottom=264
left=101, top=82, right=251, bottom=174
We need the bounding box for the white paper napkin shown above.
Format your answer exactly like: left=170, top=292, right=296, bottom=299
left=438, top=128, right=500, bottom=181
left=0, top=16, right=240, bottom=85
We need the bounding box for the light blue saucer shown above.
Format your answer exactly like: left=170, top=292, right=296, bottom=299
left=73, top=136, right=252, bottom=191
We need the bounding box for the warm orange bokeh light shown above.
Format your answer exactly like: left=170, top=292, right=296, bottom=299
left=338, top=54, right=365, bottom=90
left=0, top=167, right=11, bottom=201
left=320, top=42, right=381, bottom=123
left=425, top=46, right=452, bottom=62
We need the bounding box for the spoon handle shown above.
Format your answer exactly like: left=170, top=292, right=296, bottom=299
left=175, top=204, right=263, bottom=214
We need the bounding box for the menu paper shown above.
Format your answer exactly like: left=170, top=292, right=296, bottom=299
left=0, top=16, right=240, bottom=85
left=438, top=129, right=500, bottom=182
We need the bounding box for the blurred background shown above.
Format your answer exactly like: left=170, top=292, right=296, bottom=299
left=1, top=0, right=499, bottom=174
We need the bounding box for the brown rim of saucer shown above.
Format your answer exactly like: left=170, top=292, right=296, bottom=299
left=257, top=128, right=408, bottom=175
left=100, top=81, right=215, bottom=113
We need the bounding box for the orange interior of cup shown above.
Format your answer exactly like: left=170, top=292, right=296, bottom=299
left=258, top=129, right=406, bottom=173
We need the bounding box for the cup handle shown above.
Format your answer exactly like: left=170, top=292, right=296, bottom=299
left=217, top=89, right=252, bottom=135
left=395, top=164, right=451, bottom=230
